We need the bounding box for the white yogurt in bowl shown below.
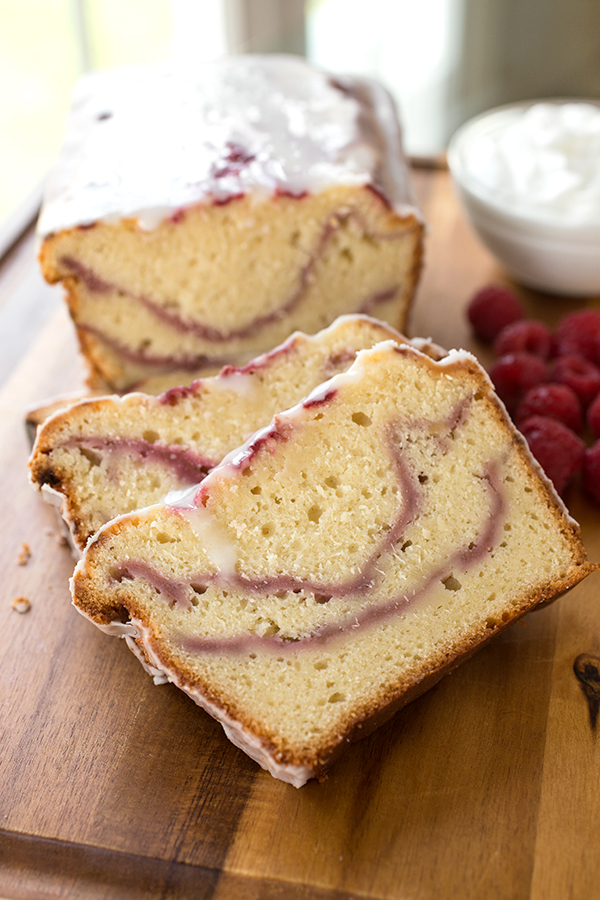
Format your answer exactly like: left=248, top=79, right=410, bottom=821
left=448, top=100, right=600, bottom=296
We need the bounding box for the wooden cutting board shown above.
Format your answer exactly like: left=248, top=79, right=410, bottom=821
left=1, top=168, right=599, bottom=900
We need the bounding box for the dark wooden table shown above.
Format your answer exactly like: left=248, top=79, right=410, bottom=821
left=1, top=167, right=599, bottom=900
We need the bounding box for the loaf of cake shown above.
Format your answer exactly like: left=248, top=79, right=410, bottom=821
left=37, top=55, right=424, bottom=392
left=71, top=341, right=596, bottom=786
left=30, top=316, right=440, bottom=551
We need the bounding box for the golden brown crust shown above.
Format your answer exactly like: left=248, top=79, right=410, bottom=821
left=37, top=233, right=63, bottom=284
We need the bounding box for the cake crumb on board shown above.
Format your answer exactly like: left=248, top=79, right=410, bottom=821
left=17, top=542, right=31, bottom=566
left=12, top=597, right=31, bottom=614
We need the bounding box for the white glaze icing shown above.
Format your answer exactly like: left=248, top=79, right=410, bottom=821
left=38, top=54, right=417, bottom=236
left=182, top=504, right=239, bottom=575
left=164, top=483, right=236, bottom=569
left=210, top=370, right=256, bottom=398
left=164, top=483, right=202, bottom=509
left=96, top=620, right=139, bottom=637
left=124, top=635, right=170, bottom=684
left=39, top=483, right=83, bottom=560
left=407, top=336, right=448, bottom=361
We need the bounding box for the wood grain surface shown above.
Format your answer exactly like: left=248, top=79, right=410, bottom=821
left=1, top=168, right=599, bottom=900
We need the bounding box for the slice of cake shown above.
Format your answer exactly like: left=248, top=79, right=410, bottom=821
left=71, top=341, right=596, bottom=786
left=37, top=55, right=424, bottom=392
left=29, top=315, right=437, bottom=551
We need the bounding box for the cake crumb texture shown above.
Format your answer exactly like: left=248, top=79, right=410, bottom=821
left=12, top=597, right=31, bottom=614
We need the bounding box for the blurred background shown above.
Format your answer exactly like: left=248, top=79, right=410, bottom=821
left=2, top=0, right=600, bottom=247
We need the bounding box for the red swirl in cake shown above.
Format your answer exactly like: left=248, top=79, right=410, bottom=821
left=62, top=436, right=214, bottom=485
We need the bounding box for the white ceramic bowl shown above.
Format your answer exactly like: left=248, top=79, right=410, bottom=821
left=447, top=100, right=600, bottom=296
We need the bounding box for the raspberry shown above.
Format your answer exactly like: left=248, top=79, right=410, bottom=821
left=515, top=383, right=583, bottom=434
left=588, top=393, right=600, bottom=439
left=467, top=285, right=525, bottom=343
left=554, top=309, right=600, bottom=361
left=519, top=416, right=585, bottom=494
left=489, top=352, right=548, bottom=414
left=552, top=354, right=600, bottom=409
left=582, top=441, right=600, bottom=504
left=494, top=319, right=553, bottom=360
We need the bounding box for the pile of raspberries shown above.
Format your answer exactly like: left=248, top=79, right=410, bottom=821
left=467, top=284, right=600, bottom=501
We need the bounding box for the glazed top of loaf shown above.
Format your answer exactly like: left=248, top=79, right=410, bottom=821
left=37, top=54, right=419, bottom=237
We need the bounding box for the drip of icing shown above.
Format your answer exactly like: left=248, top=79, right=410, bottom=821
left=176, top=502, right=239, bottom=575
left=165, top=483, right=202, bottom=509
left=209, top=370, right=256, bottom=398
